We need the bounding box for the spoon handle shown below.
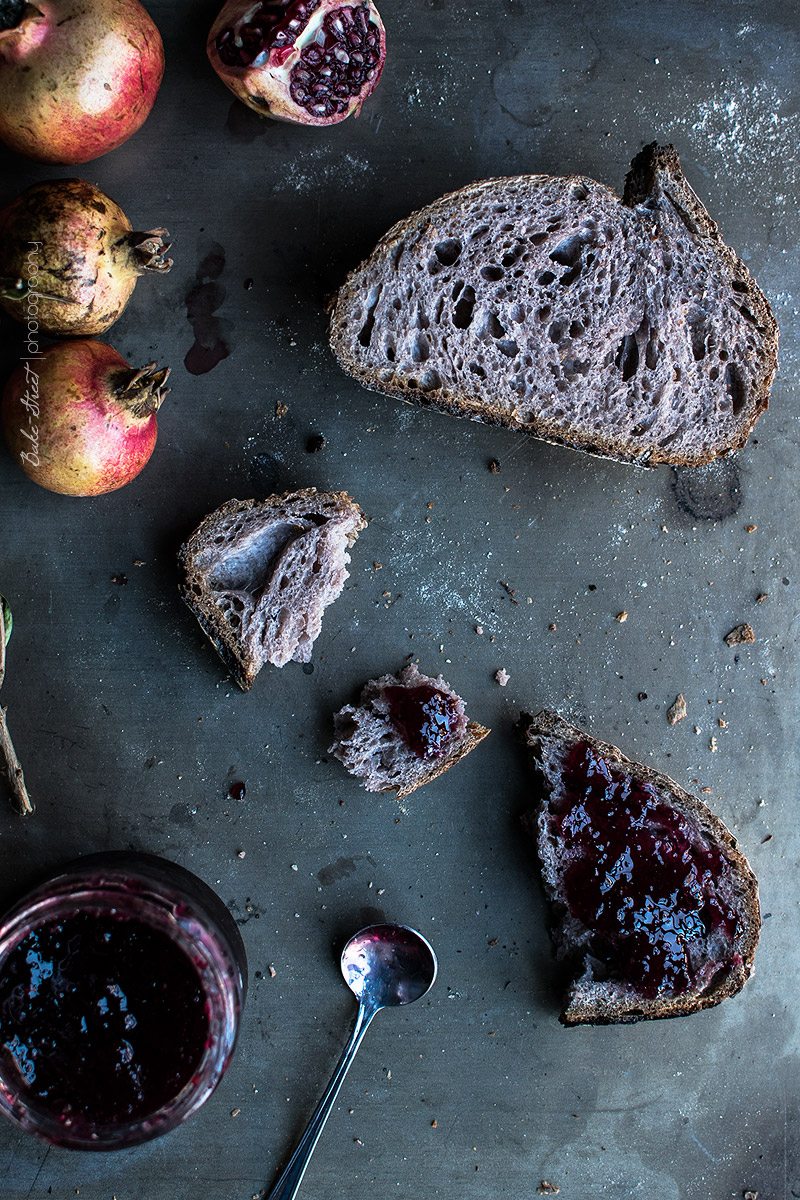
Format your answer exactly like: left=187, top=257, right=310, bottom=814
left=264, top=1000, right=379, bottom=1200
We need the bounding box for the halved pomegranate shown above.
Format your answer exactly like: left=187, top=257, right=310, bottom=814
left=207, top=0, right=386, bottom=127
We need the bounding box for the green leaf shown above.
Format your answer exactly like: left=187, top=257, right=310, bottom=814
left=0, top=594, right=11, bottom=646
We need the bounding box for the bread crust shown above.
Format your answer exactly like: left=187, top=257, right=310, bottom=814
left=330, top=145, right=779, bottom=468
left=518, top=709, right=760, bottom=1025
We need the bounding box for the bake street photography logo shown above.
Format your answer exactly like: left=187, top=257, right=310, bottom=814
left=6, top=241, right=48, bottom=469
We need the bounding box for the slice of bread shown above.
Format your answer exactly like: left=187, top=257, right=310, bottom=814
left=330, top=663, right=489, bottom=799
left=329, top=143, right=778, bottom=467
left=518, top=709, right=760, bottom=1025
left=178, top=489, right=366, bottom=690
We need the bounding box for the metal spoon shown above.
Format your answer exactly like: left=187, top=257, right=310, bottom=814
left=264, top=922, right=437, bottom=1200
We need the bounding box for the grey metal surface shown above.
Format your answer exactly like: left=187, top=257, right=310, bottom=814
left=0, top=0, right=797, bottom=1196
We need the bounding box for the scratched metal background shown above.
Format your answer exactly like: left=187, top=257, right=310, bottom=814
left=0, top=1, right=798, bottom=1197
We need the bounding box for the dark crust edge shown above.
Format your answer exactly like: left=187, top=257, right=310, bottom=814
left=177, top=489, right=366, bottom=691
left=329, top=147, right=779, bottom=469
left=517, top=708, right=761, bottom=1026
left=393, top=720, right=490, bottom=800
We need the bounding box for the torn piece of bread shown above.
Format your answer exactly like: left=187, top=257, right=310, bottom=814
left=519, top=709, right=760, bottom=1025
left=330, top=663, right=489, bottom=799
left=329, top=143, right=778, bottom=467
left=178, top=488, right=366, bottom=689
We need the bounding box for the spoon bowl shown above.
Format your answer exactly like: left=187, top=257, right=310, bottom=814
left=341, top=923, right=437, bottom=1011
left=264, top=922, right=437, bottom=1200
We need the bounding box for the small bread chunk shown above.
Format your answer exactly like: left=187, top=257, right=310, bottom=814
left=330, top=144, right=778, bottom=468
left=518, top=709, right=760, bottom=1025
left=178, top=489, right=365, bottom=690
left=330, top=664, right=489, bottom=799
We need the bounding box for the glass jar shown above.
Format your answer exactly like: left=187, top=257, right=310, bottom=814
left=0, top=851, right=247, bottom=1150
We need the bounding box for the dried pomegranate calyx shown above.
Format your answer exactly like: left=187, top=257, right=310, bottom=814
left=114, top=363, right=171, bottom=417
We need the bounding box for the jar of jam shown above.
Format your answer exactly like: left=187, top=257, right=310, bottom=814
left=0, top=852, right=247, bottom=1150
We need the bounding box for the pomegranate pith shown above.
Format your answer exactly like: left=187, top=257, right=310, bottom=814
left=207, top=0, right=386, bottom=127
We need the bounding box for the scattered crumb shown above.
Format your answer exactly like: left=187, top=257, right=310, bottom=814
left=615, top=610, right=628, bottom=622
left=744, top=525, right=757, bottom=532
left=373, top=561, right=382, bottom=570
left=667, top=694, right=687, bottom=725
left=237, top=850, right=246, bottom=859
left=475, top=625, right=484, bottom=635
left=495, top=668, right=510, bottom=687
left=718, top=718, right=727, bottom=728
left=724, top=623, right=755, bottom=646
left=701, top=787, right=712, bottom=793
left=537, top=1185, right=560, bottom=1196
left=549, top=623, right=557, bottom=631
left=231, top=1108, right=241, bottom=1118
left=488, top=458, right=500, bottom=473
left=268, top=965, right=276, bottom=978
left=431, top=1118, right=437, bottom=1128
left=133, top=559, right=146, bottom=567
left=275, top=401, right=288, bottom=418
left=744, top=1191, right=759, bottom=1199
left=756, top=592, right=768, bottom=603
left=709, top=737, right=717, bottom=752
left=110, top=573, right=128, bottom=586
left=637, top=691, right=647, bottom=701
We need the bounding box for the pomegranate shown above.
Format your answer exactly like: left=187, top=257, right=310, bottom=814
left=0, top=179, right=173, bottom=337
left=0, top=0, right=164, bottom=164
left=207, top=0, right=386, bottom=127
left=2, top=340, right=170, bottom=496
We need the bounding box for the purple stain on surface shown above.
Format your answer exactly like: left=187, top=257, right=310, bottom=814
left=184, top=245, right=231, bottom=376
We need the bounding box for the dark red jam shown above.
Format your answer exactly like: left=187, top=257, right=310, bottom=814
left=0, top=912, right=210, bottom=1127
left=385, top=684, right=459, bottom=760
left=552, top=742, right=738, bottom=998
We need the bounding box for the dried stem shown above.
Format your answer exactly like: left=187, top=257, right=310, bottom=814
left=0, top=633, right=33, bottom=816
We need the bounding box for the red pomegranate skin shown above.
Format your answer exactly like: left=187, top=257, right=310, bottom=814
left=2, top=341, right=164, bottom=496
left=0, top=0, right=164, bottom=164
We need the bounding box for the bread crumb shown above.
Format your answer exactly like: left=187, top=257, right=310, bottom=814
left=615, top=610, right=628, bottom=622
left=718, top=718, right=727, bottom=728
left=275, top=401, right=288, bottom=418
left=724, top=623, right=755, bottom=646
left=237, top=850, right=246, bottom=859
left=488, top=458, right=500, bottom=473
left=537, top=1185, right=560, bottom=1196
left=709, top=737, right=717, bottom=752
left=231, top=1108, right=240, bottom=1117
left=744, top=524, right=757, bottom=532
left=667, top=694, right=687, bottom=725
left=431, top=1118, right=437, bottom=1128
left=549, top=623, right=557, bottom=631
left=495, top=668, right=510, bottom=687
left=756, top=592, right=768, bottom=603
left=268, top=965, right=276, bottom=978
left=475, top=625, right=484, bottom=635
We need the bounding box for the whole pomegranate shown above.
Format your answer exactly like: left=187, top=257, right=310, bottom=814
left=0, top=0, right=164, bottom=164
left=2, top=340, right=170, bottom=496
left=0, top=179, right=173, bottom=337
left=207, top=0, right=386, bottom=127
